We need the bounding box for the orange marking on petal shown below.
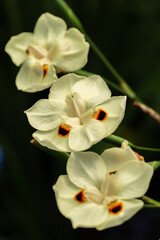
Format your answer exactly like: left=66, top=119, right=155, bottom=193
left=74, top=190, right=85, bottom=203
left=58, top=124, right=71, bottom=137
left=92, top=109, right=108, bottom=121
left=43, top=64, right=48, bottom=78
left=134, top=151, right=144, bottom=161
left=108, top=201, right=123, bottom=215
left=109, top=170, right=117, bottom=175
left=26, top=49, right=30, bottom=55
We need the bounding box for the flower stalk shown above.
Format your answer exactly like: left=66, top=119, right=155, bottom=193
left=143, top=196, right=160, bottom=208
left=104, top=134, right=160, bottom=153
left=147, top=161, right=160, bottom=171
left=53, top=0, right=140, bottom=100
left=54, top=0, right=160, bottom=123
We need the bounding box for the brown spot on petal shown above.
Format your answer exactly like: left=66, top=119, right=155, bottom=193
left=92, top=109, right=108, bottom=121
left=58, top=124, right=71, bottom=137
left=74, top=190, right=85, bottom=203
left=26, top=49, right=30, bottom=55
left=109, top=170, right=117, bottom=175
left=108, top=201, right=123, bottom=215
left=43, top=64, right=48, bottom=78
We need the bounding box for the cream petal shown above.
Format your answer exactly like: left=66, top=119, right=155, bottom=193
left=33, top=128, right=70, bottom=152
left=16, top=58, right=57, bottom=92
left=72, top=75, right=111, bottom=108
left=97, top=199, right=143, bottom=230
left=101, top=146, right=139, bottom=173
left=68, top=119, right=107, bottom=151
left=96, top=96, right=127, bottom=135
left=54, top=28, right=89, bottom=71
left=25, top=99, right=67, bottom=131
left=65, top=117, right=81, bottom=127
left=71, top=202, right=107, bottom=229
left=49, top=73, right=84, bottom=101
left=67, top=151, right=107, bottom=189
left=5, top=32, right=34, bottom=66
left=115, top=161, right=153, bottom=199
left=53, top=175, right=107, bottom=229
left=34, top=12, right=66, bottom=45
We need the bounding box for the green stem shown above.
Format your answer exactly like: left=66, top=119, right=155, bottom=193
left=142, top=196, right=160, bottom=208
left=53, top=0, right=85, bottom=32
left=31, top=139, right=69, bottom=161
left=53, top=0, right=160, bottom=123
left=53, top=0, right=141, bottom=101
left=147, top=161, right=160, bottom=170
left=104, top=134, right=160, bottom=152
left=84, top=34, right=139, bottom=100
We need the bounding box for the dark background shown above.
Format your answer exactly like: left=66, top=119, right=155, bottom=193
left=0, top=0, right=160, bottom=239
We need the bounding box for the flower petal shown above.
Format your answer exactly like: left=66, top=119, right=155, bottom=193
left=96, top=96, right=127, bottom=136
left=25, top=99, right=67, bottom=131
left=5, top=32, right=34, bottom=66
left=53, top=175, right=107, bottom=229
left=97, top=199, right=143, bottom=230
left=68, top=119, right=107, bottom=151
left=33, top=128, right=70, bottom=152
left=101, top=146, right=139, bottom=173
left=16, top=58, right=57, bottom=92
left=54, top=28, right=89, bottom=71
left=72, top=75, right=111, bottom=108
left=115, top=161, right=153, bottom=199
left=67, top=151, right=107, bottom=189
left=34, top=12, right=66, bottom=45
left=49, top=73, right=85, bottom=101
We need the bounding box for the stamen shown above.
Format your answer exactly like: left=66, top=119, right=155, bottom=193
left=108, top=201, right=123, bottom=215
left=109, top=170, right=117, bottom=175
left=92, top=109, right=108, bottom=121
left=74, top=190, right=85, bottom=203
left=58, top=124, right=71, bottom=137
left=43, top=65, right=48, bottom=78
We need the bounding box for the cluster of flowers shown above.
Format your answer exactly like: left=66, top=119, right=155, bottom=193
left=5, top=13, right=153, bottom=230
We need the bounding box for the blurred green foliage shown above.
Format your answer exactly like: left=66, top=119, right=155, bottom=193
left=0, top=0, right=160, bottom=239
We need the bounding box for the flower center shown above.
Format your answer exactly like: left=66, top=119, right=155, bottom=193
left=82, top=172, right=119, bottom=206
left=27, top=44, right=48, bottom=60
left=26, top=41, right=60, bottom=63
left=65, top=92, right=93, bottom=126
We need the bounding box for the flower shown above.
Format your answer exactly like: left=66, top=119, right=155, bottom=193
left=53, top=145, right=153, bottom=229
left=25, top=73, right=126, bottom=152
left=5, top=13, right=89, bottom=92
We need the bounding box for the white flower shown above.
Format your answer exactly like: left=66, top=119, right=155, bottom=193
left=25, top=73, right=127, bottom=152
left=53, top=146, right=153, bottom=230
left=5, top=13, right=89, bottom=92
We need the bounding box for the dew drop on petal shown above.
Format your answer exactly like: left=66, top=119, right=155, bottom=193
left=74, top=190, right=85, bottom=203
left=108, top=201, right=123, bottom=215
